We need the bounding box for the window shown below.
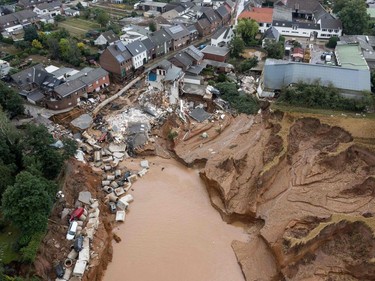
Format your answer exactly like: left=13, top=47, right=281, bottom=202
left=334, top=29, right=338, bottom=33
left=328, top=29, right=333, bottom=32
left=322, top=29, right=327, bottom=31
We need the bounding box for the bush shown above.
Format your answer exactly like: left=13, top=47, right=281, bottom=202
left=326, top=36, right=340, bottom=48
left=20, top=232, right=44, bottom=263
left=278, top=82, right=373, bottom=112
left=167, top=130, right=178, bottom=140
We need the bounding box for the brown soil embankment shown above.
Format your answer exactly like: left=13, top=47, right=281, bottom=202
left=34, top=160, right=114, bottom=281
left=172, top=111, right=375, bottom=280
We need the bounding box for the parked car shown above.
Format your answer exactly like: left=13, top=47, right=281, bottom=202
left=74, top=235, right=84, bottom=252
left=66, top=221, right=78, bottom=240
left=69, top=207, right=84, bottom=222
left=109, top=202, right=117, bottom=214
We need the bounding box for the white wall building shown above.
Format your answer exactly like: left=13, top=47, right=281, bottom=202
left=126, top=41, right=148, bottom=69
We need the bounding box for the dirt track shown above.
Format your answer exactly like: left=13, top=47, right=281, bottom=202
left=172, top=110, right=375, bottom=280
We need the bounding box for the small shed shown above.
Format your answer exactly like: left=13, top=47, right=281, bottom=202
left=201, top=46, right=230, bottom=62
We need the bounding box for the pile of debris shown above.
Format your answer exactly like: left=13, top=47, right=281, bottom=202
left=240, top=76, right=257, bottom=95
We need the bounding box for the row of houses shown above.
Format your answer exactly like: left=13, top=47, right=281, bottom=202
left=11, top=64, right=109, bottom=110
left=239, top=0, right=343, bottom=40
left=99, top=2, right=235, bottom=81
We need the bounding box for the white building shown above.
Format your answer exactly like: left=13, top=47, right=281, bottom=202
left=0, top=59, right=11, bottom=78
left=211, top=26, right=234, bottom=47
left=126, top=41, right=148, bottom=69
left=33, top=1, right=62, bottom=17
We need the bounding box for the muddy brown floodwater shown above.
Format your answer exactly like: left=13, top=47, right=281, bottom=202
left=103, top=157, right=248, bottom=281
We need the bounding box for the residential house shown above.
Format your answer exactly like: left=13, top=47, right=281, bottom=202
left=0, top=4, right=15, bottom=16
left=201, top=45, right=230, bottom=62
left=48, top=79, right=86, bottom=110
left=195, top=18, right=211, bottom=37
left=64, top=8, right=80, bottom=17
left=238, top=8, right=273, bottom=33
left=17, top=0, right=49, bottom=9
left=126, top=40, right=148, bottom=69
left=215, top=5, right=230, bottom=25
left=149, top=29, right=173, bottom=56
left=200, top=7, right=221, bottom=32
left=259, top=58, right=370, bottom=98
left=0, top=10, right=39, bottom=35
left=161, top=9, right=179, bottom=20
left=33, top=1, right=62, bottom=17
left=138, top=1, right=167, bottom=13
left=169, top=52, right=194, bottom=71
left=187, top=24, right=199, bottom=42
left=147, top=59, right=184, bottom=104
left=211, top=26, right=234, bottom=46
left=94, top=30, right=120, bottom=47
left=66, top=67, right=110, bottom=93
left=184, top=45, right=204, bottom=65
left=99, top=41, right=133, bottom=81
left=141, top=38, right=157, bottom=60
left=262, top=26, right=280, bottom=47
left=224, top=0, right=235, bottom=12
left=164, top=24, right=191, bottom=50
left=120, top=25, right=151, bottom=45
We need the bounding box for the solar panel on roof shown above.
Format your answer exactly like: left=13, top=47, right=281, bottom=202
left=169, top=25, right=183, bottom=34
left=116, top=54, right=125, bottom=63
left=117, top=43, right=126, bottom=52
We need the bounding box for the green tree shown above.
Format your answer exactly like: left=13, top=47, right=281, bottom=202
left=236, top=18, right=259, bottom=44
left=1, top=171, right=55, bottom=236
left=229, top=37, right=245, bottom=58
left=31, top=39, right=43, bottom=49
left=0, top=82, right=24, bottom=117
left=131, top=11, right=138, bottom=17
left=264, top=40, right=284, bottom=59
left=239, top=57, right=258, bottom=73
left=326, top=36, right=339, bottom=48
left=149, top=21, right=156, bottom=32
left=23, top=25, right=39, bottom=42
left=47, top=37, right=60, bottom=59
left=76, top=2, right=84, bottom=10
left=334, top=0, right=369, bottom=35
left=95, top=10, right=110, bottom=27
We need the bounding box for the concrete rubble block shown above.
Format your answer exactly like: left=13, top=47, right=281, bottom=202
left=140, top=160, right=149, bottom=169
left=102, top=180, right=110, bottom=186
left=115, top=211, right=126, bottom=222
left=109, top=143, right=126, bottom=153
left=94, top=151, right=101, bottom=162
left=117, top=199, right=129, bottom=210
left=93, top=144, right=102, bottom=151
left=138, top=168, right=148, bottom=177
left=106, top=174, right=115, bottom=181
left=87, top=217, right=99, bottom=230
left=63, top=266, right=72, bottom=280
left=72, top=260, right=87, bottom=277
left=115, top=170, right=122, bottom=178
left=122, top=194, right=134, bottom=203
left=86, top=228, right=95, bottom=240
left=61, top=208, right=71, bottom=220
left=105, top=193, right=118, bottom=203
left=78, top=191, right=91, bottom=205
left=55, top=278, right=66, bottom=281
left=113, top=152, right=125, bottom=159
left=94, top=162, right=102, bottom=168
left=76, top=221, right=84, bottom=226
left=114, top=187, right=125, bottom=197
left=68, top=249, right=78, bottom=260
left=102, top=186, right=113, bottom=193
left=69, top=276, right=81, bottom=281
left=128, top=175, right=137, bottom=183
left=104, top=165, right=112, bottom=171
left=123, top=182, right=132, bottom=192
left=89, top=208, right=100, bottom=219
left=78, top=215, right=87, bottom=221
left=103, top=148, right=112, bottom=155
left=78, top=237, right=90, bottom=262
left=102, top=156, right=113, bottom=163
left=113, top=158, right=122, bottom=166
left=90, top=201, right=99, bottom=210
left=110, top=181, right=119, bottom=188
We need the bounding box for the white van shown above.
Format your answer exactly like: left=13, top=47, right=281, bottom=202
left=66, top=221, right=78, bottom=240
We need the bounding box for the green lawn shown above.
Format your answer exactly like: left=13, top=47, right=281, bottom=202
left=58, top=18, right=101, bottom=38
left=0, top=224, right=21, bottom=264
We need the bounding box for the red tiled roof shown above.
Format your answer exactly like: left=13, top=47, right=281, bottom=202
left=238, top=7, right=273, bottom=23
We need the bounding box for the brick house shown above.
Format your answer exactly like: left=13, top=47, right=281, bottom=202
left=164, top=24, right=191, bottom=51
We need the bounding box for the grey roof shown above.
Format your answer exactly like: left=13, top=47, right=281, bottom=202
left=141, top=38, right=156, bottom=51
left=27, top=89, right=44, bottom=102
left=216, top=5, right=229, bottom=19
left=184, top=45, right=204, bottom=62
left=272, top=6, right=292, bottom=22
left=200, top=7, right=220, bottom=24
left=263, top=26, right=280, bottom=41
left=201, top=45, right=230, bottom=56
left=212, top=26, right=231, bottom=40
left=35, top=1, right=61, bottom=10
left=283, top=0, right=321, bottom=14
left=107, top=41, right=133, bottom=63
left=186, top=64, right=204, bottom=75
left=11, top=64, right=46, bottom=86
left=54, top=79, right=86, bottom=98
left=313, top=5, right=330, bottom=21
left=0, top=10, right=37, bottom=26
left=164, top=24, right=190, bottom=40
left=142, top=1, right=167, bottom=8
left=67, top=67, right=108, bottom=85
left=165, top=64, right=183, bottom=81
left=196, top=18, right=211, bottom=30
left=149, top=29, right=172, bottom=45
left=51, top=67, right=75, bottom=78
left=174, top=5, right=185, bottom=13
left=126, top=40, right=147, bottom=56
left=171, top=52, right=193, bottom=67
left=273, top=20, right=320, bottom=30
left=263, top=59, right=370, bottom=92
left=189, top=107, right=211, bottom=122
left=320, top=18, right=342, bottom=29
left=187, top=24, right=198, bottom=33
left=225, top=0, right=235, bottom=8
left=101, top=30, right=119, bottom=44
